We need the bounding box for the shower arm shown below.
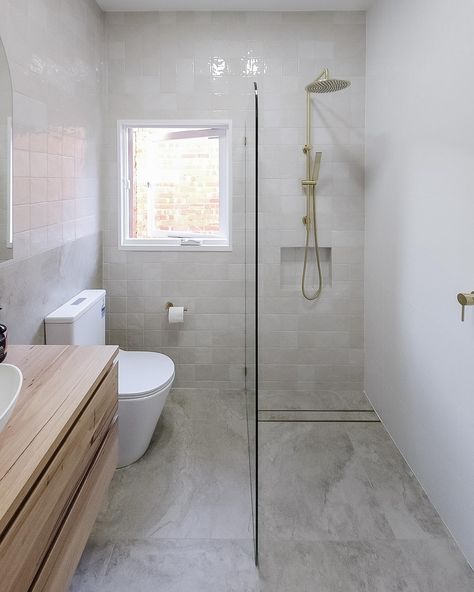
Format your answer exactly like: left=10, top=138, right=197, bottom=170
left=304, top=67, right=330, bottom=157
left=303, top=92, right=317, bottom=182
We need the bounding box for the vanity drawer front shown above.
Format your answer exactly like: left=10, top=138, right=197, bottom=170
left=32, top=422, right=118, bottom=592
left=0, top=362, right=118, bottom=592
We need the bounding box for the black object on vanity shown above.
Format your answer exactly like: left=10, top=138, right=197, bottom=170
left=0, top=307, right=7, bottom=362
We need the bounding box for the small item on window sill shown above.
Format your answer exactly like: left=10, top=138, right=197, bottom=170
left=180, top=238, right=203, bottom=247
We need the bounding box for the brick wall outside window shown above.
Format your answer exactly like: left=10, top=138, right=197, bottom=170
left=131, top=128, right=220, bottom=238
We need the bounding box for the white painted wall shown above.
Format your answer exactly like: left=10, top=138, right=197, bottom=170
left=365, top=0, right=474, bottom=567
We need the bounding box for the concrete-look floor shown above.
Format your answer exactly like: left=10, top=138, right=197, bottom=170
left=71, top=389, right=474, bottom=592
left=258, top=421, right=474, bottom=591
left=71, top=388, right=256, bottom=592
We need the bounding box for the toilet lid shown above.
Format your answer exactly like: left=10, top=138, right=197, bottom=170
left=118, top=350, right=175, bottom=398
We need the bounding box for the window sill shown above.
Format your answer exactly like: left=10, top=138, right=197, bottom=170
left=120, top=240, right=232, bottom=252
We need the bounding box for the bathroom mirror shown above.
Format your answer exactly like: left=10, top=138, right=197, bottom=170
left=0, top=35, right=13, bottom=261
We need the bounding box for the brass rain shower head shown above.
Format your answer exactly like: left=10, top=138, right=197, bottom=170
left=305, top=68, right=351, bottom=93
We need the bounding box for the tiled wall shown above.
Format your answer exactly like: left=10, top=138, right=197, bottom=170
left=257, top=13, right=365, bottom=399
left=103, top=11, right=365, bottom=394
left=0, top=38, right=11, bottom=261
left=0, top=0, right=104, bottom=343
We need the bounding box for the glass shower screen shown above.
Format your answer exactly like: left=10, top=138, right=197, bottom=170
left=244, top=81, right=258, bottom=564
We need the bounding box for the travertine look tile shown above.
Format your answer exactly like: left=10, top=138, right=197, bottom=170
left=258, top=539, right=474, bottom=592
left=73, top=391, right=474, bottom=592
left=92, top=389, right=253, bottom=542
left=72, top=539, right=259, bottom=592
left=257, top=420, right=474, bottom=590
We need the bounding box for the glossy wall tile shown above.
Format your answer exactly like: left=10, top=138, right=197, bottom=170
left=102, top=11, right=365, bottom=393
left=0, top=0, right=104, bottom=341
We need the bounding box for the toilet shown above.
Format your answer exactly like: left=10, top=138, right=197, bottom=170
left=44, top=289, right=175, bottom=468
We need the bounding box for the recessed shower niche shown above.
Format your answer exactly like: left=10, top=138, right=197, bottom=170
left=280, top=246, right=332, bottom=290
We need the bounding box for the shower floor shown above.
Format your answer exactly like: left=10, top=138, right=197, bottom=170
left=71, top=388, right=474, bottom=591
left=259, top=387, right=373, bottom=411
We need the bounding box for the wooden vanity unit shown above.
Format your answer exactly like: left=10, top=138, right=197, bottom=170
left=0, top=345, right=119, bottom=592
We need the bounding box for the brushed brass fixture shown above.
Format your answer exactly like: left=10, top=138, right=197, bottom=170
left=301, top=68, right=351, bottom=300
left=165, top=301, right=188, bottom=312
left=457, top=292, right=474, bottom=321
left=305, top=68, right=351, bottom=94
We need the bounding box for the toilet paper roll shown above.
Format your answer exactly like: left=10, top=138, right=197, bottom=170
left=168, top=306, right=185, bottom=324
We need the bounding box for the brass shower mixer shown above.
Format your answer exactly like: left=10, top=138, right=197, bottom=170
left=457, top=292, right=474, bottom=321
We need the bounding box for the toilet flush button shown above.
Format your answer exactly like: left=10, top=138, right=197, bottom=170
left=71, top=298, right=86, bottom=306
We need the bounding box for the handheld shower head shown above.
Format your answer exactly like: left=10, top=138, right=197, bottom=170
left=305, top=68, right=351, bottom=93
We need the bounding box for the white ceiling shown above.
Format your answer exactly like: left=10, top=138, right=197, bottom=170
left=97, top=0, right=373, bottom=11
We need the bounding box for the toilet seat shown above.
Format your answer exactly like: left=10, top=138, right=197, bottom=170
left=118, top=350, right=175, bottom=399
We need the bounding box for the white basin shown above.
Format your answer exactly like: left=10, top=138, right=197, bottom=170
left=0, top=364, right=23, bottom=433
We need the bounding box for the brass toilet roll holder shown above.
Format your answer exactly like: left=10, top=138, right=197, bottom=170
left=165, top=302, right=188, bottom=312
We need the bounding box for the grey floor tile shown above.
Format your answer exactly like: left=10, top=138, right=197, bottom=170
left=259, top=539, right=474, bottom=592
left=73, top=538, right=474, bottom=592
left=401, top=539, right=474, bottom=592
left=258, top=420, right=474, bottom=590
left=259, top=422, right=395, bottom=542
left=170, top=387, right=247, bottom=423
left=70, top=538, right=115, bottom=592
left=346, top=423, right=449, bottom=539
left=259, top=540, right=405, bottom=592
left=337, top=389, right=374, bottom=410
left=93, top=389, right=253, bottom=541
left=259, top=421, right=454, bottom=544
left=79, top=538, right=259, bottom=592
left=72, top=388, right=474, bottom=592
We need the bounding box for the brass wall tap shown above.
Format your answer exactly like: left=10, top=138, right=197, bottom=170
left=457, top=292, right=474, bottom=321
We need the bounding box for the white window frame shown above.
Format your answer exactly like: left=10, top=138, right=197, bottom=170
left=118, top=119, right=232, bottom=251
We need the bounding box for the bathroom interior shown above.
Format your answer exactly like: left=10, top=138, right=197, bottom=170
left=0, top=0, right=474, bottom=590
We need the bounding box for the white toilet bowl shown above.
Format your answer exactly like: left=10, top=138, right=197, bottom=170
left=44, top=290, right=176, bottom=469
left=118, top=350, right=175, bottom=468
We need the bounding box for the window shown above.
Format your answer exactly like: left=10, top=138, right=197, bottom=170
left=118, top=120, right=232, bottom=251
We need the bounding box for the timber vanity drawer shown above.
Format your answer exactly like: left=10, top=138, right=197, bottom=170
left=0, top=345, right=119, bottom=592
left=32, top=423, right=118, bottom=592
